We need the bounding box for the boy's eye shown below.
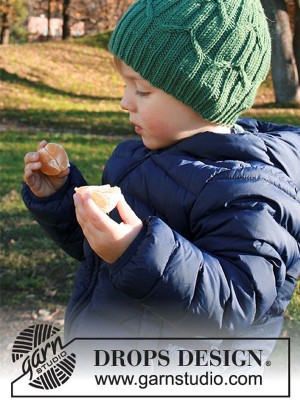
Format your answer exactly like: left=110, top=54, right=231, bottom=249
left=135, top=90, right=150, bottom=97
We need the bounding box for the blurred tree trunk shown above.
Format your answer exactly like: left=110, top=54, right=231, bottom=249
left=0, top=9, right=10, bottom=44
left=47, top=0, right=51, bottom=40
left=1, top=0, right=27, bottom=45
left=69, top=0, right=135, bottom=35
left=261, top=0, right=300, bottom=105
left=294, top=0, right=300, bottom=79
left=62, top=0, right=70, bottom=39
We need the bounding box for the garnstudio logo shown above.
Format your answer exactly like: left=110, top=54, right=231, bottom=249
left=11, top=324, right=76, bottom=390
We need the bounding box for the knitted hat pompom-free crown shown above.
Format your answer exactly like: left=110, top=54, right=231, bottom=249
left=109, top=0, right=271, bottom=127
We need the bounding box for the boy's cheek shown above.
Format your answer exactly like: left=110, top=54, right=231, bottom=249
left=143, top=119, right=168, bottom=141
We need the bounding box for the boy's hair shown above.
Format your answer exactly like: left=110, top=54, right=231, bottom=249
left=109, top=0, right=271, bottom=127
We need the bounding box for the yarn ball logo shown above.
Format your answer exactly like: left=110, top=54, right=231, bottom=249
left=11, top=324, right=76, bottom=390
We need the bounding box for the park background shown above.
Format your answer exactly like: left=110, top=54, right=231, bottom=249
left=0, top=0, right=299, bottom=370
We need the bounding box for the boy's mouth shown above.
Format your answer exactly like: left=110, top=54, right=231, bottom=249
left=129, top=120, right=143, bottom=135
left=131, top=120, right=143, bottom=134
left=134, top=125, right=143, bottom=134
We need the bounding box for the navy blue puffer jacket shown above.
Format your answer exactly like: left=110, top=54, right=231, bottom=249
left=22, top=119, right=300, bottom=341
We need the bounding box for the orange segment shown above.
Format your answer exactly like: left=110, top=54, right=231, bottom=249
left=75, top=185, right=121, bottom=213
left=38, top=143, right=69, bottom=175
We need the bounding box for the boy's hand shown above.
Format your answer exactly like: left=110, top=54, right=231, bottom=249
left=73, top=193, right=143, bottom=264
left=24, top=140, right=70, bottom=198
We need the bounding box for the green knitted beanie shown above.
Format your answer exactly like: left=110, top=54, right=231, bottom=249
left=109, top=0, right=271, bottom=126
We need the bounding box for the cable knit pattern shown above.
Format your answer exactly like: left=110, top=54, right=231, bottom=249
left=109, top=0, right=271, bottom=126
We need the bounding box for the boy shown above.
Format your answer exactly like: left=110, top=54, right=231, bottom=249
left=22, top=0, right=300, bottom=342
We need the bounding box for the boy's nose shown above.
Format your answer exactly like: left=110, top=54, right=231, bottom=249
left=120, top=97, right=129, bottom=111
left=120, top=91, right=136, bottom=112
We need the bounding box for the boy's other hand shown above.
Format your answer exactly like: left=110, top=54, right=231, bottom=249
left=24, top=140, right=70, bottom=198
left=73, top=193, right=143, bottom=264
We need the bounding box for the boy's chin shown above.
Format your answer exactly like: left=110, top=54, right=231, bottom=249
left=141, top=138, right=156, bottom=150
left=141, top=137, right=169, bottom=151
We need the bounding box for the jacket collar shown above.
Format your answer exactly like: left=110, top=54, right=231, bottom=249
left=174, top=117, right=300, bottom=190
left=176, top=130, right=272, bottom=164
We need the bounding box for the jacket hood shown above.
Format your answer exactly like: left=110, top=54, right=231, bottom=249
left=176, top=118, right=300, bottom=189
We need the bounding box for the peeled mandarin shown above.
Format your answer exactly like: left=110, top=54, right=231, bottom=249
left=75, top=185, right=121, bottom=213
left=38, top=143, right=70, bottom=176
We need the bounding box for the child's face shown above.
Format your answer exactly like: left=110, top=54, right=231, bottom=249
left=117, top=61, right=215, bottom=150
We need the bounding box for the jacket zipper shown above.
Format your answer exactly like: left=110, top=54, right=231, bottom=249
left=115, top=149, right=158, bottom=187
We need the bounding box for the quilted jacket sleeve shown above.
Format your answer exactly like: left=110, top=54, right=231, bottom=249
left=107, top=172, right=300, bottom=335
left=21, top=164, right=87, bottom=261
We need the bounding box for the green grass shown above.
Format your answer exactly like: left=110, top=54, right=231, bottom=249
left=0, top=131, right=123, bottom=308
left=244, top=108, right=300, bottom=126
left=0, top=37, right=131, bottom=134
left=0, top=35, right=299, bottom=334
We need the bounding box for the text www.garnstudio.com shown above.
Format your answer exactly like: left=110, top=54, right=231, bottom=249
left=94, top=372, right=262, bottom=389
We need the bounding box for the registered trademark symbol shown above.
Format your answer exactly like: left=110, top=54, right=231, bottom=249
left=266, top=361, right=271, bottom=366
